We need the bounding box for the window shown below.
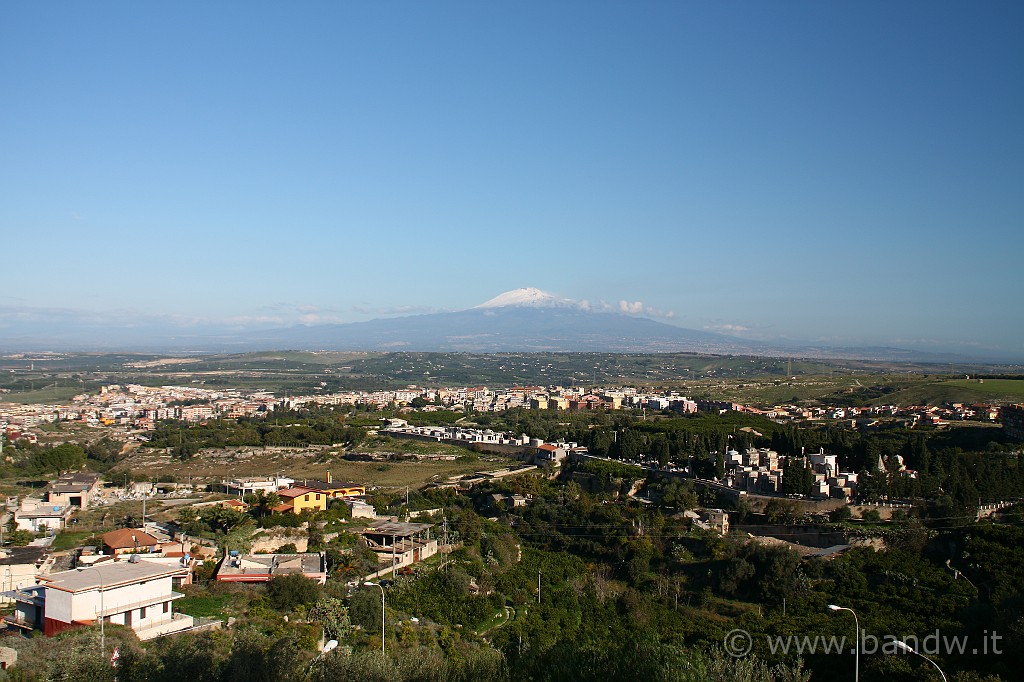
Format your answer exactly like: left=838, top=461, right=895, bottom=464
left=140, top=607, right=146, bottom=619
left=316, top=494, right=321, bottom=500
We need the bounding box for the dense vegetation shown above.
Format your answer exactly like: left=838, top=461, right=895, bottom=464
left=7, top=465, right=1021, bottom=681
left=146, top=410, right=366, bottom=457
left=3, top=358, right=1023, bottom=680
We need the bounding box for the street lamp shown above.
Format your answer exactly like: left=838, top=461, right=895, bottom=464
left=77, top=564, right=106, bottom=660
left=893, top=640, right=947, bottom=681
left=828, top=604, right=858, bottom=682
left=305, top=639, right=338, bottom=675
left=363, top=581, right=385, bottom=655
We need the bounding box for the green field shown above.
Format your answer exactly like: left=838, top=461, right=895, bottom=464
left=679, top=375, right=910, bottom=407
left=875, top=378, right=1024, bottom=406
left=1, top=385, right=82, bottom=404
left=111, top=442, right=508, bottom=492
left=944, top=378, right=1024, bottom=397
left=174, top=594, right=232, bottom=619
left=50, top=530, right=99, bottom=551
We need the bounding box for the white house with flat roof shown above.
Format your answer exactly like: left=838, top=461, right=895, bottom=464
left=7, top=559, right=199, bottom=640
left=223, top=476, right=295, bottom=496
left=14, top=498, right=72, bottom=532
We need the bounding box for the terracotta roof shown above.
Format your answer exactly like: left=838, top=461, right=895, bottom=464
left=277, top=487, right=316, bottom=499
left=101, top=528, right=161, bottom=550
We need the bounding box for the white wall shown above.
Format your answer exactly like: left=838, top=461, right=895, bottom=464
left=45, top=589, right=73, bottom=624
left=16, top=515, right=64, bottom=532
left=0, top=564, right=39, bottom=605
left=66, top=575, right=175, bottom=624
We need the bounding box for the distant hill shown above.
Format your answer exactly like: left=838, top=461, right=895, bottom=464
left=0, top=288, right=1007, bottom=363
left=252, top=306, right=761, bottom=354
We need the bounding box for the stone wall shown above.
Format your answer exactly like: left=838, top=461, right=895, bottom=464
left=249, top=529, right=308, bottom=553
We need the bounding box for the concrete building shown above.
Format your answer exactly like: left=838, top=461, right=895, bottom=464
left=359, top=520, right=437, bottom=571
left=223, top=476, right=295, bottom=496
left=46, top=472, right=101, bottom=508
left=685, top=509, right=730, bottom=534
left=345, top=499, right=377, bottom=519
left=6, top=560, right=196, bottom=640
left=215, top=552, right=327, bottom=584
left=0, top=547, right=48, bottom=605
left=13, top=498, right=73, bottom=533
left=1002, top=404, right=1024, bottom=441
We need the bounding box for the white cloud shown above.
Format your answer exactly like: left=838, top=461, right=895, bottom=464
left=0, top=303, right=352, bottom=331
left=614, top=300, right=675, bottom=319
left=350, top=304, right=448, bottom=317
left=704, top=323, right=751, bottom=333
left=220, top=314, right=287, bottom=326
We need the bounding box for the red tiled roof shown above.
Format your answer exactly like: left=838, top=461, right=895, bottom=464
left=101, top=528, right=161, bottom=550
left=277, top=487, right=315, bottom=499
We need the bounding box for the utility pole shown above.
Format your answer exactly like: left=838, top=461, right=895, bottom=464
left=537, top=570, right=542, bottom=605
left=441, top=518, right=448, bottom=571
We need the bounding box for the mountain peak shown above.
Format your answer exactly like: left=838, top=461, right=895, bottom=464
left=474, top=288, right=575, bottom=309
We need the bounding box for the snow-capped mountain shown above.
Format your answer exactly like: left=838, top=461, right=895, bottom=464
left=247, top=289, right=756, bottom=353
left=0, top=289, right=989, bottom=361
left=475, top=288, right=576, bottom=309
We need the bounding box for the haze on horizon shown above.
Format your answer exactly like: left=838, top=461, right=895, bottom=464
left=1, top=3, right=1021, bottom=359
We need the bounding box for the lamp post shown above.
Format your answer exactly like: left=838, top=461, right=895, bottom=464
left=363, top=581, right=385, bottom=655
left=828, top=604, right=858, bottom=682
left=78, top=564, right=105, bottom=660
left=305, top=639, right=338, bottom=676
left=893, top=641, right=947, bottom=682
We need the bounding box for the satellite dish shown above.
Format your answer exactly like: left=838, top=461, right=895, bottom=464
left=322, top=640, right=338, bottom=654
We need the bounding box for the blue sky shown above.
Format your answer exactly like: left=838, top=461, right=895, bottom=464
left=1, top=2, right=1022, bottom=357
